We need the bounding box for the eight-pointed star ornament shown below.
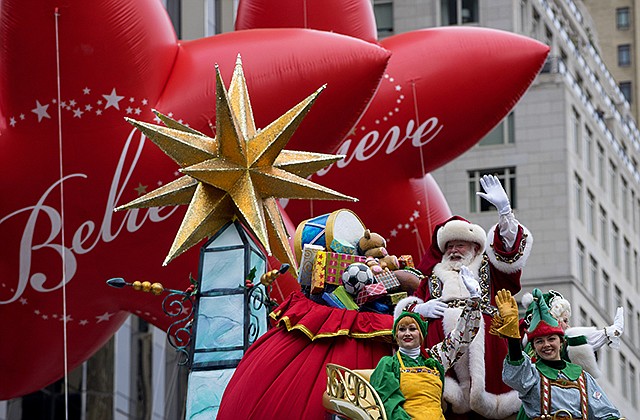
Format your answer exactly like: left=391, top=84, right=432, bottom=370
left=116, top=55, right=356, bottom=271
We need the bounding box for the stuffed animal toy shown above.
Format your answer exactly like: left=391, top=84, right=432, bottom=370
left=358, top=230, right=400, bottom=272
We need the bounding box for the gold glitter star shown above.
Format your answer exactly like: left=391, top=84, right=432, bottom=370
left=116, top=55, right=356, bottom=270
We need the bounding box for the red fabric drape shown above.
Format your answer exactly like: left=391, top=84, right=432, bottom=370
left=218, top=292, right=394, bottom=420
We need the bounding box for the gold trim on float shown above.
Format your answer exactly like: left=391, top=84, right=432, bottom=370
left=273, top=315, right=392, bottom=341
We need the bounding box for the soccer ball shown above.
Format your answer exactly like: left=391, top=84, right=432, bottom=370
left=341, top=263, right=375, bottom=296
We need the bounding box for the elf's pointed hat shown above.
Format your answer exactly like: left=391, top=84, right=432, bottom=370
left=525, top=288, right=565, bottom=340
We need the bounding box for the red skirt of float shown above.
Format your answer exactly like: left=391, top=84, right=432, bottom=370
left=217, top=291, right=394, bottom=419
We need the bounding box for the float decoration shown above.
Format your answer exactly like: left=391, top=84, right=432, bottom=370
left=116, top=55, right=356, bottom=271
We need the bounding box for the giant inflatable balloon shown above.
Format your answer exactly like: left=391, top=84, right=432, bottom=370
left=0, top=0, right=391, bottom=399
left=237, top=0, right=550, bottom=259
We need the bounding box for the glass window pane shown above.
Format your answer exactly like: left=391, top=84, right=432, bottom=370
left=201, top=248, right=245, bottom=291
left=185, top=369, right=235, bottom=419
left=194, top=294, right=244, bottom=353
left=480, top=122, right=505, bottom=145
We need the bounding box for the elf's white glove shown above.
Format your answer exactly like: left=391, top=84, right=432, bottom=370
left=605, top=307, right=624, bottom=349
left=414, top=299, right=448, bottom=319
left=460, top=265, right=481, bottom=299
left=477, top=174, right=512, bottom=215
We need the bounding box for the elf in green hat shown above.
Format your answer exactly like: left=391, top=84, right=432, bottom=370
left=519, top=289, right=624, bottom=379
left=495, top=288, right=623, bottom=420
left=369, top=295, right=482, bottom=420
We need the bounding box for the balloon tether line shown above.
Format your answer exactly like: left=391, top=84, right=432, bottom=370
left=54, top=7, right=70, bottom=420
left=412, top=81, right=427, bottom=257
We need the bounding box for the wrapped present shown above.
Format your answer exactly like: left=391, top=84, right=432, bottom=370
left=374, top=271, right=401, bottom=293
left=388, top=292, right=408, bottom=305
left=311, top=251, right=327, bottom=294
left=297, top=244, right=324, bottom=287
left=325, top=252, right=367, bottom=285
left=328, top=238, right=357, bottom=255
left=398, top=255, right=414, bottom=269
left=322, top=292, right=346, bottom=309
left=332, top=286, right=359, bottom=310
left=356, top=282, right=387, bottom=305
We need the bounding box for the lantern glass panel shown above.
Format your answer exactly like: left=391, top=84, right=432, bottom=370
left=204, top=223, right=243, bottom=248
left=185, top=369, right=235, bottom=419
left=193, top=294, right=244, bottom=363
left=200, top=248, right=244, bottom=291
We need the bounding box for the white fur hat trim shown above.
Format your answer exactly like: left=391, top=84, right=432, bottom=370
left=437, top=219, right=486, bottom=252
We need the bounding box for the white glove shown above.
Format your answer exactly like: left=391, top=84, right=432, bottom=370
left=460, top=265, right=481, bottom=299
left=605, top=307, right=624, bottom=349
left=476, top=174, right=512, bottom=215
left=414, top=299, right=448, bottom=319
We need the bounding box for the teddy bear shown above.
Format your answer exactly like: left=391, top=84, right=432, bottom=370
left=357, top=230, right=399, bottom=273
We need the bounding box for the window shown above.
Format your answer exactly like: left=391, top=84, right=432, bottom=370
left=468, top=168, right=516, bottom=213
left=621, top=353, right=628, bottom=398
left=586, top=190, right=595, bottom=236
left=603, top=272, right=611, bottom=313
left=609, top=160, right=618, bottom=205
left=584, top=127, right=593, bottom=172
left=624, top=238, right=631, bottom=279
left=374, top=0, right=394, bottom=38
left=627, top=301, right=635, bottom=344
left=633, top=190, right=638, bottom=231
left=617, top=7, right=630, bottom=30
left=600, top=206, right=608, bottom=252
left=441, top=0, right=478, bottom=25
left=597, top=143, right=605, bottom=189
left=615, top=286, right=622, bottom=310
left=579, top=307, right=588, bottom=328
left=631, top=364, right=638, bottom=407
left=589, top=256, right=598, bottom=293
left=606, top=349, right=614, bottom=383
left=574, top=174, right=583, bottom=221
left=618, top=44, right=631, bottom=67
left=572, top=108, right=581, bottom=156
left=480, top=112, right=515, bottom=145
left=620, top=81, right=632, bottom=103
left=612, top=223, right=620, bottom=267
left=576, top=240, right=585, bottom=283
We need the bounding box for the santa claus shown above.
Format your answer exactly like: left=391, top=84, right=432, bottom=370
left=396, top=174, right=534, bottom=419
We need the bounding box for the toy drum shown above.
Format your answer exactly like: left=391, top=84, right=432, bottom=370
left=294, top=209, right=366, bottom=262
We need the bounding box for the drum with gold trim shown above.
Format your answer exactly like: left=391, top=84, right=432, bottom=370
left=294, top=209, right=366, bottom=262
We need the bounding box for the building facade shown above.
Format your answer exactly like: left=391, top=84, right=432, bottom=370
left=582, top=1, right=640, bottom=124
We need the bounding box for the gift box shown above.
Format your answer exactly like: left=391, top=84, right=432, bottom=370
left=322, top=291, right=346, bottom=309
left=325, top=251, right=367, bottom=285
left=311, top=251, right=327, bottom=294
left=332, top=286, right=359, bottom=310
left=356, top=282, right=387, bottom=305
left=297, top=244, right=324, bottom=287
left=328, top=238, right=357, bottom=255
left=374, top=271, right=402, bottom=293
left=398, top=255, right=415, bottom=269
left=388, top=292, right=408, bottom=305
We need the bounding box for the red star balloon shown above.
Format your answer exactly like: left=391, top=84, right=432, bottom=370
left=236, top=0, right=550, bottom=261
left=0, top=0, right=390, bottom=398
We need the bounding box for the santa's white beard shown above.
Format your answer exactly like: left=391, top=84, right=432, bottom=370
left=442, top=250, right=475, bottom=271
